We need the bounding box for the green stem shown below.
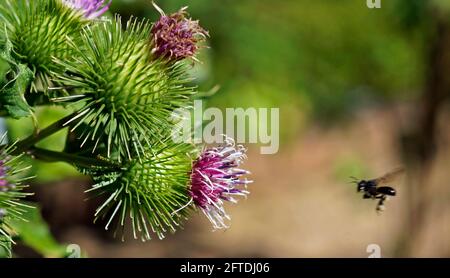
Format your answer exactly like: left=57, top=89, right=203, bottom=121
left=28, top=147, right=120, bottom=169
left=3, top=111, right=119, bottom=169
left=13, top=112, right=79, bottom=154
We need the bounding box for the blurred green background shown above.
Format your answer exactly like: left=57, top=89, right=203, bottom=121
left=3, top=0, right=450, bottom=257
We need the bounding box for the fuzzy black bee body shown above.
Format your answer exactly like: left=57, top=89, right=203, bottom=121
left=352, top=168, right=403, bottom=212
left=357, top=179, right=396, bottom=212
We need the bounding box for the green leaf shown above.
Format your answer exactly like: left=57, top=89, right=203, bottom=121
left=9, top=204, right=67, bottom=258
left=0, top=39, right=34, bottom=119
left=0, top=37, right=15, bottom=64
left=1, top=64, right=34, bottom=118
left=0, top=236, right=12, bottom=258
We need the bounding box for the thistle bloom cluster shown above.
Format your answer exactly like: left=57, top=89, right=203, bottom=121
left=62, top=0, right=111, bottom=19
left=190, top=138, right=252, bottom=229
left=89, top=136, right=252, bottom=239
left=0, top=1, right=253, bottom=243
left=151, top=6, right=208, bottom=61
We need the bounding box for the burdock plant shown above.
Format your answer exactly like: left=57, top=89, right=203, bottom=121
left=0, top=0, right=251, bottom=254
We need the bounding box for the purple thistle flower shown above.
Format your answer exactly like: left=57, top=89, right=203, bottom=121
left=62, top=0, right=112, bottom=19
left=189, top=136, right=252, bottom=229
left=0, top=160, right=10, bottom=192
left=151, top=4, right=208, bottom=61
left=0, top=156, right=15, bottom=192
left=0, top=159, right=10, bottom=220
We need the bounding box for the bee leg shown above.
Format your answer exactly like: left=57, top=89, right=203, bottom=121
left=362, top=192, right=372, bottom=199
left=376, top=195, right=387, bottom=213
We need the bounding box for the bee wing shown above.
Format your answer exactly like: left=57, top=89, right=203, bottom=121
left=374, top=167, right=405, bottom=185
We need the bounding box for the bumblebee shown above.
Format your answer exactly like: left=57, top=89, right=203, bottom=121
left=351, top=168, right=404, bottom=212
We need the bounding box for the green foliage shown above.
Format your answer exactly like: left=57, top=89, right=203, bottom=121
left=87, top=140, right=196, bottom=241
left=393, top=0, right=429, bottom=29
left=0, top=235, right=11, bottom=258
left=432, top=0, right=450, bottom=11
left=125, top=0, right=424, bottom=127
left=9, top=204, right=67, bottom=258
left=0, top=39, right=34, bottom=118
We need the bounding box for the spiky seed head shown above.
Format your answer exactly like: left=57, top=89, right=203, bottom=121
left=55, top=17, right=196, bottom=161
left=87, top=141, right=196, bottom=241
left=0, top=134, right=34, bottom=243
left=0, top=0, right=93, bottom=93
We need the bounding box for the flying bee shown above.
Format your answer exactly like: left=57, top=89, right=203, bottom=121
left=350, top=167, right=405, bottom=213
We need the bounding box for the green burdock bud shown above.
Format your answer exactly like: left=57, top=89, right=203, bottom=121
left=87, top=140, right=196, bottom=241
left=56, top=17, right=197, bottom=161
left=0, top=134, right=33, bottom=249
left=0, top=0, right=101, bottom=96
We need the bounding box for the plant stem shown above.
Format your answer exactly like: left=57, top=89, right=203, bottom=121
left=4, top=112, right=119, bottom=169
left=13, top=112, right=79, bottom=155
left=28, top=147, right=120, bottom=169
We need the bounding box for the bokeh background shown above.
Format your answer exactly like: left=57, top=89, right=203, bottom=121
left=4, top=0, right=450, bottom=257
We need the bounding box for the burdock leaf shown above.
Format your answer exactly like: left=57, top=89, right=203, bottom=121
left=0, top=39, right=34, bottom=119
left=9, top=205, right=67, bottom=258
left=0, top=38, right=14, bottom=63
left=0, top=236, right=12, bottom=258
left=0, top=64, right=34, bottom=118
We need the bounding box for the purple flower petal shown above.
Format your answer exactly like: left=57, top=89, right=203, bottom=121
left=151, top=5, right=208, bottom=61
left=0, top=159, right=12, bottom=191
left=189, top=136, right=252, bottom=230
left=62, top=0, right=112, bottom=19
